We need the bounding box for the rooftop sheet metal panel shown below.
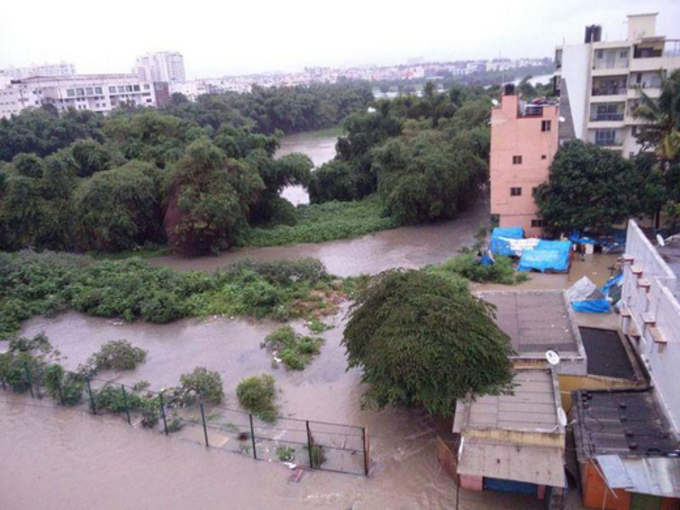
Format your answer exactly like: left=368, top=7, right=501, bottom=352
left=597, top=455, right=680, bottom=497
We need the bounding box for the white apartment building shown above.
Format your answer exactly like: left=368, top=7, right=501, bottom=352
left=0, top=74, right=157, bottom=119
left=0, top=62, right=76, bottom=81
left=554, top=13, right=680, bottom=158
left=134, top=52, right=186, bottom=83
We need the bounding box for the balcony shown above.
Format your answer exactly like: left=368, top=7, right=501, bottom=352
left=590, top=112, right=624, bottom=122
left=592, top=86, right=626, bottom=97
left=633, top=40, right=680, bottom=59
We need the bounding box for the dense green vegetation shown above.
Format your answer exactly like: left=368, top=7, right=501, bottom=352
left=310, top=83, right=492, bottom=226
left=262, top=326, right=324, bottom=370
left=0, top=251, right=344, bottom=340
left=342, top=269, right=515, bottom=417
left=237, top=374, right=278, bottom=422
left=0, top=83, right=369, bottom=255
left=427, top=251, right=529, bottom=285
left=244, top=195, right=398, bottom=247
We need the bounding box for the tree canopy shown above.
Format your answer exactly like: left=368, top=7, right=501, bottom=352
left=342, top=269, right=515, bottom=417
left=536, top=140, right=640, bottom=233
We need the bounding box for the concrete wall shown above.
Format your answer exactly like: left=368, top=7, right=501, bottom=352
left=489, top=93, right=559, bottom=237
left=621, top=220, right=680, bottom=435
left=560, top=44, right=591, bottom=139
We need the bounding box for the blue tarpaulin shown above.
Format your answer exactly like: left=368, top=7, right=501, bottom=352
left=490, top=227, right=524, bottom=257
left=569, top=273, right=623, bottom=313
left=518, top=240, right=572, bottom=273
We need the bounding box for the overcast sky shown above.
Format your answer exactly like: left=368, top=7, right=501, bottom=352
left=1, top=0, right=678, bottom=79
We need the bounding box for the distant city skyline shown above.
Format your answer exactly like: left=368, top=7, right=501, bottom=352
left=1, top=0, right=679, bottom=79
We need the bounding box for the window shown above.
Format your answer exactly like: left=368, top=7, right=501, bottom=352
left=144, top=84, right=150, bottom=90
left=76, top=88, right=84, bottom=96
left=619, top=50, right=628, bottom=59
left=66, top=89, right=75, bottom=97
left=118, top=86, right=125, bottom=93
left=109, top=86, right=116, bottom=93
left=532, top=187, right=538, bottom=197
left=125, top=85, right=133, bottom=92
left=133, top=85, right=140, bottom=91
left=512, top=155, right=522, bottom=165
left=95, top=87, right=103, bottom=94
left=541, top=154, right=547, bottom=160
left=531, top=219, right=545, bottom=228
left=510, top=187, right=522, bottom=197
left=85, top=87, right=93, bottom=95
left=541, top=120, right=551, bottom=132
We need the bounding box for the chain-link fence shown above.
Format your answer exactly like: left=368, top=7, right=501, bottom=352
left=0, top=364, right=370, bottom=476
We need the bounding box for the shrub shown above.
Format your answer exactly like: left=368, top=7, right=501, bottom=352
left=88, top=340, right=147, bottom=372
left=236, top=374, right=277, bottom=422
left=178, top=367, right=224, bottom=404
left=262, top=326, right=324, bottom=370
left=43, top=364, right=84, bottom=406
left=430, top=252, right=528, bottom=285
left=276, top=446, right=296, bottom=462
left=307, top=318, right=331, bottom=334
left=304, top=444, right=326, bottom=468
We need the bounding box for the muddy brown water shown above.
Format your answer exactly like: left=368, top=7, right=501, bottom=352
left=2, top=308, right=550, bottom=510
left=0, top=133, right=594, bottom=509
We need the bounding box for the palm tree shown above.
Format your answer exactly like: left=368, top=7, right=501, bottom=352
left=634, top=68, right=680, bottom=169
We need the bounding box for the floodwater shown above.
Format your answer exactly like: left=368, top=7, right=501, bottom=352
left=151, top=200, right=489, bottom=276
left=1, top=308, right=553, bottom=510
left=277, top=130, right=339, bottom=206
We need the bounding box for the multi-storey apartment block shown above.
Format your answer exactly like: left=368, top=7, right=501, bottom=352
left=0, top=74, right=157, bottom=119
left=489, top=84, right=559, bottom=236
left=554, top=13, right=680, bottom=158
left=134, top=52, right=186, bottom=83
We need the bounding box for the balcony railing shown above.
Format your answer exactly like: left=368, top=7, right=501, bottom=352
left=592, top=87, right=626, bottom=96
left=590, top=112, right=624, bottom=122
left=594, top=137, right=623, bottom=147
left=593, top=59, right=629, bottom=70
left=633, top=40, right=680, bottom=59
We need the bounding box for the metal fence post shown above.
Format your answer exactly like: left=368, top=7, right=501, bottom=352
left=1, top=376, right=6, bottom=391
left=159, top=390, right=168, bottom=435
left=57, top=379, right=65, bottom=406
left=249, top=414, right=257, bottom=460
left=23, top=361, right=34, bottom=398
left=86, top=379, right=97, bottom=415
left=121, top=385, right=131, bottom=425
left=362, top=426, right=369, bottom=476
left=306, top=421, right=314, bottom=469
left=200, top=402, right=209, bottom=448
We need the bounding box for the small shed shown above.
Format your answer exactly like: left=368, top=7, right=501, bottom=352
left=452, top=367, right=566, bottom=498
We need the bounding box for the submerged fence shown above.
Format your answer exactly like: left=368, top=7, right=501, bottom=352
left=0, top=367, right=370, bottom=477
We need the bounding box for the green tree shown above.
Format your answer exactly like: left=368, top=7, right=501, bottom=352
left=342, top=269, right=515, bottom=417
left=163, top=140, right=264, bottom=255
left=73, top=161, right=163, bottom=252
left=309, top=161, right=357, bottom=203
left=69, top=138, right=120, bottom=177
left=536, top=140, right=640, bottom=233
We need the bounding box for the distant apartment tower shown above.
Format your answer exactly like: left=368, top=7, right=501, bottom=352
left=134, top=52, right=186, bottom=83
left=489, top=84, right=559, bottom=236
left=554, top=13, right=680, bottom=158
left=0, top=74, right=157, bottom=119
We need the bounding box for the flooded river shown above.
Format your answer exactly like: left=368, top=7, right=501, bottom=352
left=0, top=133, right=588, bottom=509
left=277, top=130, right=339, bottom=206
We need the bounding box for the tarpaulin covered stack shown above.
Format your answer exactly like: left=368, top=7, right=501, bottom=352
left=517, top=240, right=572, bottom=273
left=490, top=227, right=524, bottom=257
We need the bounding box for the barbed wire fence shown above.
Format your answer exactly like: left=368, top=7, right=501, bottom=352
left=0, top=364, right=370, bottom=477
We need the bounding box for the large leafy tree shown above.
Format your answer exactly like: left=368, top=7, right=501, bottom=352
left=73, top=161, right=163, bottom=252
left=536, top=140, right=640, bottom=233
left=163, top=140, right=264, bottom=255
left=342, top=269, right=515, bottom=417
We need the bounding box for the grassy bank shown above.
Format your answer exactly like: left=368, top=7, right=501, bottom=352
left=244, top=195, right=399, bottom=247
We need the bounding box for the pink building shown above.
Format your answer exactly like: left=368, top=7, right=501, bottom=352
left=489, top=86, right=559, bottom=237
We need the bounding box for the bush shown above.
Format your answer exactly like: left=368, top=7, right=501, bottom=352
left=43, top=364, right=84, bottom=406
left=236, top=374, right=277, bottom=422
left=262, top=326, right=324, bottom=370
left=430, top=252, right=529, bottom=285
left=178, top=367, right=224, bottom=404
left=88, top=340, right=147, bottom=372
left=276, top=446, right=296, bottom=462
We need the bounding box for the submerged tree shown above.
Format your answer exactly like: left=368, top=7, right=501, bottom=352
left=342, top=269, right=515, bottom=417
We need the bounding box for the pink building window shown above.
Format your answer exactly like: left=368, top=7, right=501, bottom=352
left=512, top=155, right=523, bottom=165
left=510, top=187, right=522, bottom=196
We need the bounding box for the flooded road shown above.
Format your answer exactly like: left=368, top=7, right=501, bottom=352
left=1, top=309, right=551, bottom=510
left=277, top=130, right=339, bottom=206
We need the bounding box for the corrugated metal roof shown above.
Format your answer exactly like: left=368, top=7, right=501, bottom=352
left=457, top=368, right=562, bottom=433
left=597, top=455, right=680, bottom=498
left=458, top=439, right=566, bottom=487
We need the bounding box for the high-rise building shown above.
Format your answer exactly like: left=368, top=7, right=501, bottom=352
left=134, top=52, right=186, bottom=83
left=554, top=13, right=680, bottom=159
left=0, top=74, right=156, bottom=119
